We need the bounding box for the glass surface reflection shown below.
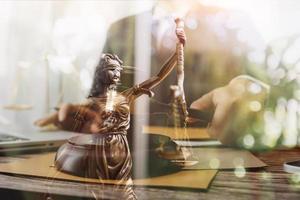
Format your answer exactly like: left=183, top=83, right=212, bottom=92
left=36, top=23, right=188, bottom=199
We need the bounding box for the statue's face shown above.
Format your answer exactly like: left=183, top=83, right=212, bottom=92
left=104, top=66, right=121, bottom=84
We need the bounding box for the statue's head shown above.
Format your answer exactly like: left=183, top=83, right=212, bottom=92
left=88, top=54, right=123, bottom=97
left=98, top=54, right=123, bottom=84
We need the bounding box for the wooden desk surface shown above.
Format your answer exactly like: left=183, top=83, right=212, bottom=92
left=0, top=148, right=300, bottom=200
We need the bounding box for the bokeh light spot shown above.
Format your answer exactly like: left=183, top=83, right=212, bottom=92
left=243, top=134, right=255, bottom=148
left=249, top=101, right=262, bottom=112
left=234, top=166, right=246, bottom=178
left=209, top=158, right=220, bottom=169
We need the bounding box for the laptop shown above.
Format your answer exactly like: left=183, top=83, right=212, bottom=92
left=0, top=125, right=79, bottom=154
left=0, top=105, right=216, bottom=154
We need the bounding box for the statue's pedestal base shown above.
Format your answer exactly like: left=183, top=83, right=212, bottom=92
left=54, top=133, right=186, bottom=179
left=55, top=134, right=116, bottom=178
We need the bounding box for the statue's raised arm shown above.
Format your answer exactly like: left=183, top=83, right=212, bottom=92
left=123, top=19, right=186, bottom=100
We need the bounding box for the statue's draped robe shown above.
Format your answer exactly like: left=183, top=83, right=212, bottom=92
left=87, top=94, right=132, bottom=180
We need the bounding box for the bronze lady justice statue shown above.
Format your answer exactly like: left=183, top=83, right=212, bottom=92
left=35, top=19, right=187, bottom=182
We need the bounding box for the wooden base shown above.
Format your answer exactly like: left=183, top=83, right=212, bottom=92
left=54, top=133, right=185, bottom=179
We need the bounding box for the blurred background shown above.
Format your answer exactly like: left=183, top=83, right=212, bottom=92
left=0, top=0, right=299, bottom=147
left=0, top=0, right=153, bottom=132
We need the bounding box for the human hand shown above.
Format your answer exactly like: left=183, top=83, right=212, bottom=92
left=175, top=18, right=186, bottom=46
left=34, top=103, right=102, bottom=133
left=190, top=75, right=269, bottom=146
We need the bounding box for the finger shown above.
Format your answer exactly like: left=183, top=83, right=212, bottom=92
left=176, top=29, right=184, bottom=36
left=58, top=104, right=74, bottom=122
left=190, top=90, right=214, bottom=111
left=175, top=30, right=186, bottom=44
left=34, top=112, right=59, bottom=127
left=80, top=107, right=99, bottom=120
left=58, top=103, right=94, bottom=121
left=177, top=34, right=186, bottom=42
